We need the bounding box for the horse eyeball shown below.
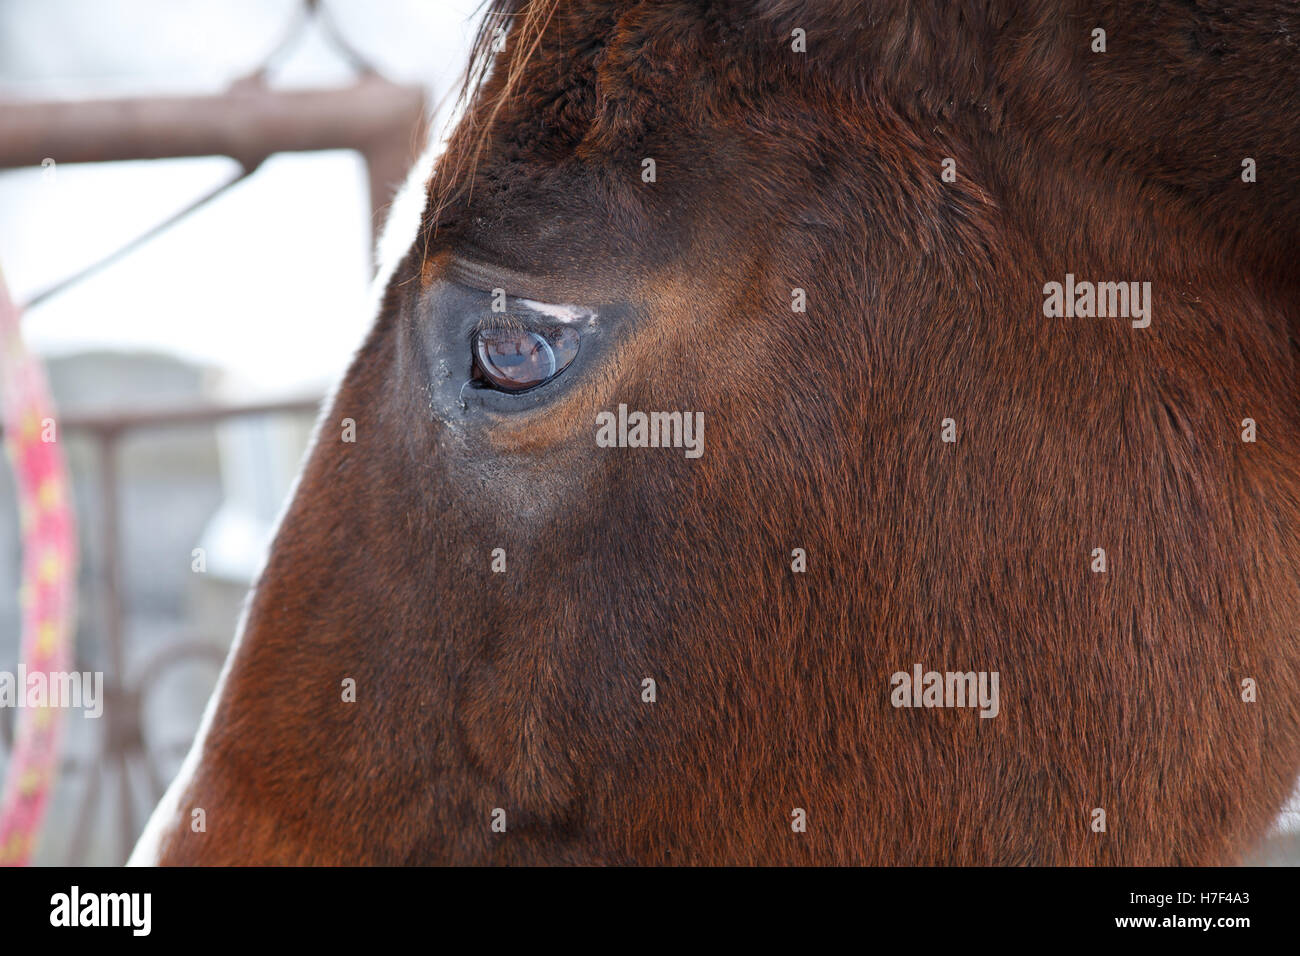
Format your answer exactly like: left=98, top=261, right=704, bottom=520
left=473, top=326, right=579, bottom=393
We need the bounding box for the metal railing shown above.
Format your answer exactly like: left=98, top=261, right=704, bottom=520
left=1, top=396, right=323, bottom=863
left=0, top=0, right=435, bottom=863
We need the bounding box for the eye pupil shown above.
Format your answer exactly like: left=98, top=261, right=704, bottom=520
left=474, top=326, right=579, bottom=393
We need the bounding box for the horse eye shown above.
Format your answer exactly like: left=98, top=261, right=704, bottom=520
left=473, top=325, right=580, bottom=393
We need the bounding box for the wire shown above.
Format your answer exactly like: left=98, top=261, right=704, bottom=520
left=20, top=160, right=262, bottom=313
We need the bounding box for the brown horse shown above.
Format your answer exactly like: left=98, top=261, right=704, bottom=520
left=130, top=0, right=1300, bottom=865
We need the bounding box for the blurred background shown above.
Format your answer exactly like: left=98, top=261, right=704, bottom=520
left=0, top=0, right=484, bottom=864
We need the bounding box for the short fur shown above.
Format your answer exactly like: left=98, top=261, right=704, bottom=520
left=144, top=0, right=1300, bottom=864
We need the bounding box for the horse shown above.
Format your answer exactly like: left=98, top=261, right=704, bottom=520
left=129, top=0, right=1300, bottom=865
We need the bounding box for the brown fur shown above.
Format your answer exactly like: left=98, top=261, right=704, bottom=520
left=149, top=0, right=1300, bottom=864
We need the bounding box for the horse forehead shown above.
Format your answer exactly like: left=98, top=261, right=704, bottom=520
left=489, top=1, right=742, bottom=136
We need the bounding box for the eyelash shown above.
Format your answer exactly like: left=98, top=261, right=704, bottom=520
left=468, top=312, right=555, bottom=341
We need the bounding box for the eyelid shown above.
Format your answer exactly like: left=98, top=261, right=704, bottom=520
left=465, top=293, right=599, bottom=346
left=445, top=256, right=566, bottom=303
left=469, top=313, right=533, bottom=338
left=514, top=299, right=592, bottom=324
left=445, top=253, right=617, bottom=309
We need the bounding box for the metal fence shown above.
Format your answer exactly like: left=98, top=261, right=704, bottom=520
left=0, top=0, right=428, bottom=863
left=2, top=396, right=322, bottom=863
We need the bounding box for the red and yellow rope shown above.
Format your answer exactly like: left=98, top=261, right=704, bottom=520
left=0, top=265, right=77, bottom=865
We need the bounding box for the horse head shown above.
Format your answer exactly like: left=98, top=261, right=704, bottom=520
left=132, top=0, right=1300, bottom=865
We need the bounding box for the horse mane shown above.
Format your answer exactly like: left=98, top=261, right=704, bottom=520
left=425, top=0, right=555, bottom=235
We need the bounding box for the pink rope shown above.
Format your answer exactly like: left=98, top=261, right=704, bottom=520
left=0, top=265, right=78, bottom=865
